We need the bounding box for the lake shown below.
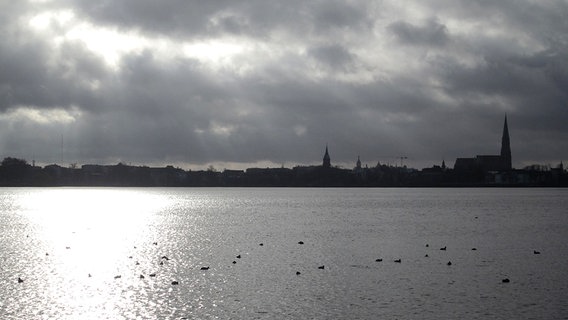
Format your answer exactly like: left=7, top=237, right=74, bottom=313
left=1, top=187, right=567, bottom=319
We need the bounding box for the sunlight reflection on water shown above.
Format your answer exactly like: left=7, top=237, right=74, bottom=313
left=2, top=188, right=175, bottom=319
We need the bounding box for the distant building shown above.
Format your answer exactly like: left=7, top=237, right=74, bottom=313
left=454, top=116, right=513, bottom=173
left=323, top=145, right=331, bottom=168
left=353, top=155, right=364, bottom=176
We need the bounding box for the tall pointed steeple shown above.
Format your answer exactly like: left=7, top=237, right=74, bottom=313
left=500, top=115, right=512, bottom=170
left=323, top=145, right=331, bottom=168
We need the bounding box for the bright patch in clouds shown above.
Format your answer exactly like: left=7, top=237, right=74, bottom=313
left=28, top=9, right=74, bottom=30
left=28, top=8, right=252, bottom=72
left=28, top=9, right=153, bottom=69
left=64, top=25, right=148, bottom=69
left=183, top=40, right=246, bottom=65
left=209, top=121, right=236, bottom=136
left=2, top=107, right=81, bottom=125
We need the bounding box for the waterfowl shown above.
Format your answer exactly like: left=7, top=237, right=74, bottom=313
left=447, top=261, right=452, bottom=266
left=17, top=277, right=24, bottom=283
left=318, top=265, right=325, bottom=269
left=394, top=259, right=401, bottom=263
left=502, top=278, right=510, bottom=283
left=200, top=266, right=210, bottom=270
left=440, top=246, right=447, bottom=251
left=298, top=241, right=304, bottom=245
left=375, top=258, right=383, bottom=262
left=171, top=281, right=179, bottom=285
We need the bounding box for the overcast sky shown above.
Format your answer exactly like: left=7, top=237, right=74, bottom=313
left=1, top=1, right=567, bottom=170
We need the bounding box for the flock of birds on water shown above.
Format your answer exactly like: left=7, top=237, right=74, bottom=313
left=15, top=238, right=543, bottom=286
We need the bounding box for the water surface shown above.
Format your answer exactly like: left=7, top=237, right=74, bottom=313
left=1, top=188, right=567, bottom=319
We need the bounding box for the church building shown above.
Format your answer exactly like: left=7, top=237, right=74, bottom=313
left=454, top=116, right=512, bottom=172
left=322, top=145, right=331, bottom=168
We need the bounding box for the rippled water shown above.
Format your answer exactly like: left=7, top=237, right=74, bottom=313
left=1, top=187, right=567, bottom=319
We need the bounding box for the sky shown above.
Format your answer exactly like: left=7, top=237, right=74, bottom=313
left=1, top=0, right=567, bottom=170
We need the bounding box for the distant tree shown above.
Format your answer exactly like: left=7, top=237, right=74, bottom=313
left=0, top=157, right=32, bottom=184
left=1, top=157, right=28, bottom=167
left=207, top=165, right=217, bottom=172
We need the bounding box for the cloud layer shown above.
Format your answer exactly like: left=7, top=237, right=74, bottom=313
left=1, top=0, right=567, bottom=169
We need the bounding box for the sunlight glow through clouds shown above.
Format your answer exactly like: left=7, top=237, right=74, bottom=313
left=28, top=9, right=148, bottom=69
left=209, top=121, right=236, bottom=136
left=182, top=41, right=246, bottom=65
left=1, top=106, right=81, bottom=125
left=28, top=8, right=253, bottom=72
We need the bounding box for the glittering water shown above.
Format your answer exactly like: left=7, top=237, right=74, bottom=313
left=1, top=187, right=567, bottom=319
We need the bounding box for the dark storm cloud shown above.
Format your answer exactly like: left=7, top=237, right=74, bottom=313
left=388, top=19, right=449, bottom=47
left=66, top=0, right=228, bottom=38
left=1, top=0, right=567, bottom=169
left=65, top=0, right=375, bottom=39
left=308, top=44, right=355, bottom=71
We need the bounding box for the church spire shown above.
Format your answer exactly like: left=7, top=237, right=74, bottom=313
left=323, top=145, right=331, bottom=168
left=500, top=115, right=512, bottom=170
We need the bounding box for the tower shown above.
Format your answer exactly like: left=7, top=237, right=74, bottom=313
left=323, top=145, right=331, bottom=168
left=500, top=115, right=512, bottom=170
left=356, top=156, right=362, bottom=169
